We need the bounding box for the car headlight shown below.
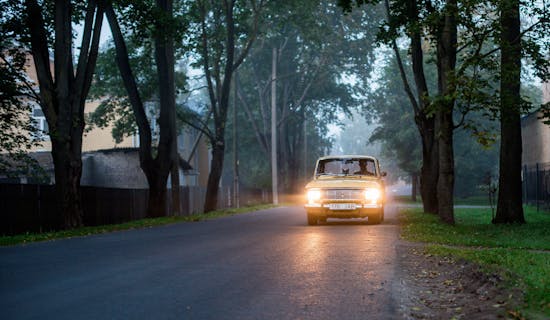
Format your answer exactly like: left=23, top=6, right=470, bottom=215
left=307, top=189, right=322, bottom=203
left=364, top=188, right=381, bottom=202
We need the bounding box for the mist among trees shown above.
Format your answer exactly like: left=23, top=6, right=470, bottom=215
left=1, top=0, right=548, bottom=228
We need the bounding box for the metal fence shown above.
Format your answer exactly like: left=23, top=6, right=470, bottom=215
left=523, top=162, right=550, bottom=211
left=0, top=184, right=269, bottom=235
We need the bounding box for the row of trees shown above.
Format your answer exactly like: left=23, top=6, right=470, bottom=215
left=91, top=1, right=385, bottom=208
left=1, top=0, right=374, bottom=228
left=1, top=0, right=547, bottom=228
left=2, top=0, right=238, bottom=227
left=340, top=0, right=548, bottom=224
left=218, top=1, right=383, bottom=194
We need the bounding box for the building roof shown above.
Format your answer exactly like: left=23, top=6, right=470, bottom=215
left=83, top=147, right=193, bottom=170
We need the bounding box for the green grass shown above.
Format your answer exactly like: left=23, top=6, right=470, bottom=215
left=0, top=204, right=277, bottom=246
left=401, top=207, right=550, bottom=250
left=453, top=195, right=492, bottom=206
left=391, top=195, right=422, bottom=204
left=400, top=206, right=550, bottom=317
left=393, top=194, right=492, bottom=206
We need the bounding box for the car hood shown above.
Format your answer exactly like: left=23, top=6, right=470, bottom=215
left=305, top=177, right=382, bottom=189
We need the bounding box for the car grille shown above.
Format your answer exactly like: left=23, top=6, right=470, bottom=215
left=324, top=189, right=364, bottom=200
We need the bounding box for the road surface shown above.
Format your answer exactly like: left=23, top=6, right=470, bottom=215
left=1, top=205, right=403, bottom=319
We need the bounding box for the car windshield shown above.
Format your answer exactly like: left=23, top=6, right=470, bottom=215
left=316, top=158, right=376, bottom=176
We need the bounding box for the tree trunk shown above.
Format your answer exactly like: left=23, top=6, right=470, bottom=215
left=51, top=139, right=83, bottom=228
left=145, top=168, right=170, bottom=217
left=494, top=0, right=524, bottom=224
left=411, top=172, right=418, bottom=202
left=419, top=118, right=439, bottom=213
left=154, top=0, right=178, bottom=217
left=171, top=160, right=181, bottom=215
left=436, top=108, right=455, bottom=224
left=434, top=0, right=458, bottom=224
left=204, top=144, right=225, bottom=212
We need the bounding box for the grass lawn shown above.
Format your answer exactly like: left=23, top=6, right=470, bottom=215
left=393, top=194, right=492, bottom=206
left=400, top=206, right=550, bottom=318
left=0, top=204, right=277, bottom=246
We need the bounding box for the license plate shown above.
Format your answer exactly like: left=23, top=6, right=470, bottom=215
left=328, top=203, right=356, bottom=210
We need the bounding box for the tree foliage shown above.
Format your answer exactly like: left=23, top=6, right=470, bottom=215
left=340, top=0, right=549, bottom=224
left=0, top=42, right=45, bottom=180
left=88, top=35, right=186, bottom=144
left=227, top=0, right=383, bottom=192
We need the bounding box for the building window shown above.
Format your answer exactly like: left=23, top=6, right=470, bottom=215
left=32, top=105, right=49, bottom=140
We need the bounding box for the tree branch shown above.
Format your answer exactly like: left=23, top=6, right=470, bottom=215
left=105, top=2, right=153, bottom=161
left=0, top=55, right=42, bottom=103
left=199, top=0, right=218, bottom=119
left=236, top=74, right=268, bottom=155
left=75, top=0, right=96, bottom=99
left=24, top=0, right=57, bottom=124
left=80, top=3, right=104, bottom=108
left=232, top=0, right=264, bottom=70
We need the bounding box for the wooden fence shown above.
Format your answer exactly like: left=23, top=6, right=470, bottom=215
left=0, top=184, right=269, bottom=235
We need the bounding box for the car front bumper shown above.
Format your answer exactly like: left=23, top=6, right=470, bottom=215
left=304, top=203, right=383, bottom=218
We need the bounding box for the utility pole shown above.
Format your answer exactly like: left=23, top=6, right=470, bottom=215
left=171, top=133, right=180, bottom=215
left=303, top=118, right=308, bottom=179
left=233, top=71, right=240, bottom=208
left=271, top=47, right=279, bottom=205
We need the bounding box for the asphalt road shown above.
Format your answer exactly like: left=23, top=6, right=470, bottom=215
left=1, top=205, right=402, bottom=320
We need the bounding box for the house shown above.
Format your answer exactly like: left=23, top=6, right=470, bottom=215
left=521, top=82, right=550, bottom=167
left=521, top=111, right=550, bottom=167
left=521, top=83, right=550, bottom=207
left=18, top=52, right=211, bottom=188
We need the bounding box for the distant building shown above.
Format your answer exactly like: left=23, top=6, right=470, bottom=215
left=521, top=83, right=550, bottom=167
left=81, top=148, right=194, bottom=188
left=1, top=148, right=197, bottom=188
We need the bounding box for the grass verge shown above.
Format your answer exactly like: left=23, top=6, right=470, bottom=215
left=0, top=204, right=277, bottom=247
left=392, top=194, right=492, bottom=205
left=400, top=206, right=550, bottom=317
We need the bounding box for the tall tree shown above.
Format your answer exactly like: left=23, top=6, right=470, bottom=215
left=187, top=0, right=264, bottom=212
left=368, top=48, right=500, bottom=202
left=103, top=0, right=184, bottom=217
left=339, top=0, right=438, bottom=214
left=367, top=51, right=422, bottom=199
left=384, top=0, right=439, bottom=214
left=493, top=0, right=523, bottom=223
left=434, top=0, right=458, bottom=224
left=18, top=0, right=104, bottom=228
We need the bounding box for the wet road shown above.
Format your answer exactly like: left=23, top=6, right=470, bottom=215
left=1, top=205, right=402, bottom=319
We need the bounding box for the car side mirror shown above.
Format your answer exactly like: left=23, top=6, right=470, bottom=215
left=381, top=171, right=387, bottom=177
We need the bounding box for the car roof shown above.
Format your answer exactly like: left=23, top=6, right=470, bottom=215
left=317, top=155, right=378, bottom=161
